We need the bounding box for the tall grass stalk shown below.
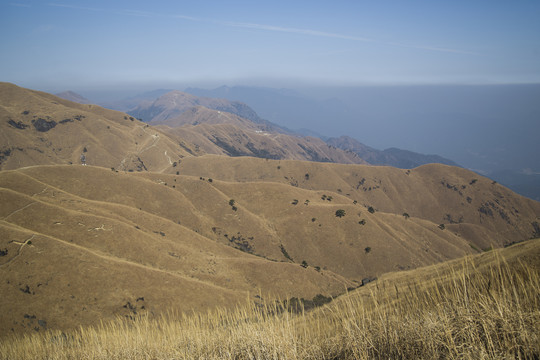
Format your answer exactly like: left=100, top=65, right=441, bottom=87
left=1, top=247, right=538, bottom=359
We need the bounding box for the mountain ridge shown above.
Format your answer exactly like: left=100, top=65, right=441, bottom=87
left=327, top=135, right=460, bottom=168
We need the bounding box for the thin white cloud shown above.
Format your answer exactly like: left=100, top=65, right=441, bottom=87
left=47, top=3, right=475, bottom=55
left=222, top=21, right=476, bottom=55
left=222, top=21, right=374, bottom=43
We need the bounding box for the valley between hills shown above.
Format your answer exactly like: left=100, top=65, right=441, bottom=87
left=1, top=82, right=539, bottom=337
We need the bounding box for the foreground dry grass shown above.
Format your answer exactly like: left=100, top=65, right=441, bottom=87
left=2, top=240, right=539, bottom=359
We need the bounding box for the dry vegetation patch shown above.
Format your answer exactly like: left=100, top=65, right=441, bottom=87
left=2, top=240, right=538, bottom=359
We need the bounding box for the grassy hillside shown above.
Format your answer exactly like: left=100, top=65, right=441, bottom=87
left=0, top=82, right=196, bottom=172
left=176, top=156, right=540, bottom=249
left=1, top=160, right=538, bottom=336
left=2, top=239, right=538, bottom=359
left=2, top=83, right=539, bottom=345
left=0, top=165, right=353, bottom=335
left=163, top=121, right=365, bottom=163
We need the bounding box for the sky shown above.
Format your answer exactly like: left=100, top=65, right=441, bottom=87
left=2, top=0, right=540, bottom=93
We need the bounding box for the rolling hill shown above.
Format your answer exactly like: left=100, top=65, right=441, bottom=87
left=0, top=82, right=197, bottom=172
left=0, top=165, right=353, bottom=334
left=1, top=83, right=539, bottom=337
left=1, top=158, right=538, bottom=335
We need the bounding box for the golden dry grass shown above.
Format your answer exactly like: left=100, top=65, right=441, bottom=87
left=2, top=240, right=538, bottom=360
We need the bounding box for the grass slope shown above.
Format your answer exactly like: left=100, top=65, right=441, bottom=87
left=0, top=82, right=196, bottom=172
left=1, top=161, right=538, bottom=336
left=177, top=155, right=540, bottom=250
left=2, top=239, right=538, bottom=359
left=0, top=165, right=352, bottom=335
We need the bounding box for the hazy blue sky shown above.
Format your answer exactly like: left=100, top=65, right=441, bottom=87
left=2, top=1, right=540, bottom=91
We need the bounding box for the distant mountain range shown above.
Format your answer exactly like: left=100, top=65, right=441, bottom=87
left=184, top=84, right=540, bottom=201
left=121, top=89, right=458, bottom=168
left=50, top=86, right=539, bottom=200
left=327, top=136, right=459, bottom=169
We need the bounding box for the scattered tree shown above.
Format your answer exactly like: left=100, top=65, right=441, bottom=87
left=365, top=246, right=371, bottom=254
left=335, top=209, right=346, bottom=218
left=368, top=206, right=375, bottom=214
left=403, top=212, right=410, bottom=219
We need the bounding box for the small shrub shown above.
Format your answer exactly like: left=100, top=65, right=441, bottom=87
left=359, top=219, right=366, bottom=225
left=403, top=212, right=410, bottom=219
left=229, top=199, right=235, bottom=207
left=438, top=224, right=446, bottom=230
left=292, top=199, right=299, bottom=205
left=301, top=260, right=308, bottom=268
left=368, top=206, right=375, bottom=214
left=280, top=244, right=293, bottom=261
left=365, top=246, right=371, bottom=253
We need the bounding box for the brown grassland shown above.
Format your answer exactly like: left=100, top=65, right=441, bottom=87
left=2, top=82, right=540, bottom=359
left=1, top=239, right=538, bottom=359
